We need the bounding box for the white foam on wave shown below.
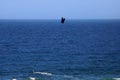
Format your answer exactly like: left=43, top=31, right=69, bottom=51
left=12, top=79, right=17, bottom=80
left=33, top=70, right=53, bottom=76
left=29, top=77, right=36, bottom=80
left=32, top=70, right=76, bottom=79
left=113, top=78, right=120, bottom=80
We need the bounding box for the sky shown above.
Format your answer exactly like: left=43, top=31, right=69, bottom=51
left=0, top=0, right=120, bottom=19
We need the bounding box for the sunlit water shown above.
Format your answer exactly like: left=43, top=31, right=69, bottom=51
left=0, top=20, right=120, bottom=80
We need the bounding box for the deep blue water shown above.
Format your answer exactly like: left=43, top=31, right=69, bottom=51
left=0, top=20, right=120, bottom=80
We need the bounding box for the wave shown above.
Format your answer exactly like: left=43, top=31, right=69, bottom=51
left=113, top=78, right=120, bottom=80
left=8, top=77, right=120, bottom=80
left=33, top=70, right=53, bottom=76
left=12, top=79, right=17, bottom=80
left=8, top=72, right=120, bottom=80
left=32, top=70, right=78, bottom=79
left=33, top=71, right=74, bottom=78
left=29, top=77, right=36, bottom=80
left=102, top=78, right=120, bottom=80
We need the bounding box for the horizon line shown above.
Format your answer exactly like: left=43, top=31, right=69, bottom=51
left=0, top=18, right=120, bottom=20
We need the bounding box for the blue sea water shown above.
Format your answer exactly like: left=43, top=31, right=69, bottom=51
left=0, top=20, right=120, bottom=80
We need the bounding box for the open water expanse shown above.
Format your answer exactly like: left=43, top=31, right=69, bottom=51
left=0, top=20, right=120, bottom=80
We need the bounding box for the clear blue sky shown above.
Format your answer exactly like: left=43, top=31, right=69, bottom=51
left=0, top=0, right=120, bottom=19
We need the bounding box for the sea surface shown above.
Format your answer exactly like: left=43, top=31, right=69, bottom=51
left=0, top=20, right=120, bottom=80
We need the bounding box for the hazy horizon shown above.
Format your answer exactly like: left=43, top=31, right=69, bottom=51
left=0, top=0, right=120, bottom=19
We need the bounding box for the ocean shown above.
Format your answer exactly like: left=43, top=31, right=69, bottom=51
left=0, top=20, right=120, bottom=80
